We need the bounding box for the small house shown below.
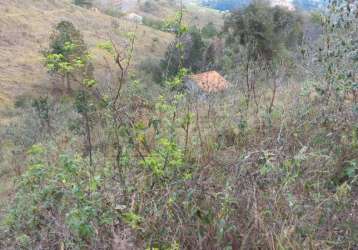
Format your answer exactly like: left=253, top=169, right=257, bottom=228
left=125, top=13, right=143, bottom=24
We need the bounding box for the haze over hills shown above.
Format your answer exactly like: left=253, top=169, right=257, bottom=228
left=201, top=0, right=325, bottom=10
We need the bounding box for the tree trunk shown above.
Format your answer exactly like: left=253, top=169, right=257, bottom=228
left=184, top=102, right=191, bottom=157
left=268, top=79, right=277, bottom=114
left=245, top=60, right=250, bottom=108
left=84, top=111, right=93, bottom=167
left=65, top=73, right=71, bottom=93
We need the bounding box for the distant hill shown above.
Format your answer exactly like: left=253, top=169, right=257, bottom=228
left=293, top=0, right=324, bottom=10
left=201, top=0, right=325, bottom=11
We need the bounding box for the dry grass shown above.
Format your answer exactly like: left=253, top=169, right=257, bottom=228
left=131, top=0, right=224, bottom=28
left=0, top=178, right=12, bottom=209
left=0, top=0, right=175, bottom=107
left=0, top=0, right=223, bottom=108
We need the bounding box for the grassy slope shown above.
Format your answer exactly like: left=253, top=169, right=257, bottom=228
left=0, top=0, right=175, bottom=205
left=132, top=0, right=224, bottom=28
left=0, top=0, right=224, bottom=206
left=0, top=0, right=223, bottom=108
left=0, top=0, right=174, bottom=107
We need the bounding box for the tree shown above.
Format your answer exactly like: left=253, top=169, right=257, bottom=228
left=161, top=27, right=205, bottom=79
left=75, top=88, right=96, bottom=167
left=201, top=22, right=218, bottom=39
left=32, top=97, right=52, bottom=136
left=224, top=2, right=303, bottom=63
left=45, top=21, right=91, bottom=92
left=204, top=42, right=216, bottom=69
left=223, top=2, right=303, bottom=108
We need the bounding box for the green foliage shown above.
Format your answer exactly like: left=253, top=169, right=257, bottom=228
left=164, top=11, right=189, bottom=36
left=45, top=51, right=84, bottom=74
left=75, top=90, right=93, bottom=114
left=73, top=0, right=92, bottom=8
left=44, top=21, right=94, bottom=92
left=142, top=138, right=184, bottom=178
left=97, top=41, right=115, bottom=55
left=3, top=148, right=115, bottom=248
left=166, top=67, right=188, bottom=90
left=223, top=2, right=303, bottom=62
left=161, top=28, right=205, bottom=79
left=122, top=212, right=143, bottom=229
left=317, top=0, right=358, bottom=101
left=140, top=1, right=158, bottom=13
left=139, top=57, right=163, bottom=83
left=83, top=78, right=97, bottom=88
left=48, top=21, right=87, bottom=58
left=103, top=7, right=124, bottom=18
left=32, top=97, right=51, bottom=123
left=201, top=22, right=218, bottom=38
left=143, top=16, right=166, bottom=31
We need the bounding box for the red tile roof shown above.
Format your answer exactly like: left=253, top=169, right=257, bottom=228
left=190, top=71, right=229, bottom=93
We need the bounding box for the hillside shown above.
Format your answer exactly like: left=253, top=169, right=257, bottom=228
left=0, top=1, right=356, bottom=249
left=131, top=0, right=224, bottom=28
left=0, top=0, right=224, bottom=214
left=0, top=0, right=221, bottom=108
left=0, top=0, right=174, bottom=107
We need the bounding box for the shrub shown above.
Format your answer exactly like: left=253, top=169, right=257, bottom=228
left=73, top=0, right=92, bottom=8
left=201, top=22, right=217, bottom=38
left=142, top=17, right=166, bottom=31
left=139, top=57, right=163, bottom=84
left=2, top=147, right=116, bottom=249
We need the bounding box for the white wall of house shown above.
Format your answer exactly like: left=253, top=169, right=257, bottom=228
left=125, top=13, right=143, bottom=24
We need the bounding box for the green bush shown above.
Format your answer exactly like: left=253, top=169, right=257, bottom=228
left=2, top=146, right=116, bottom=248
left=201, top=22, right=217, bottom=38
left=73, top=0, right=92, bottom=8
left=142, top=16, right=166, bottom=31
